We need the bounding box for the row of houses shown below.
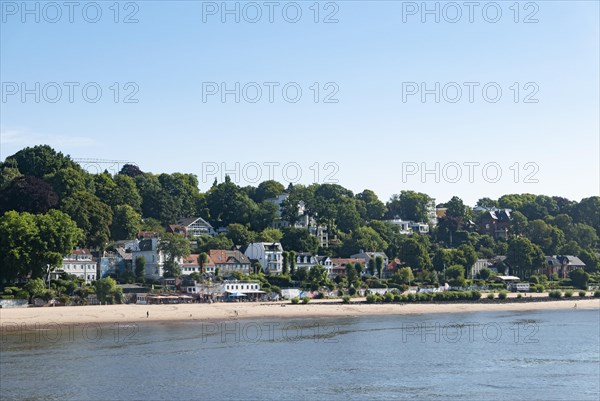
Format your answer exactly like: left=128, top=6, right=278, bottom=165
left=54, top=236, right=393, bottom=284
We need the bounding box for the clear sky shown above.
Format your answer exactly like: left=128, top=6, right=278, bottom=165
left=1, top=0, right=598, bottom=206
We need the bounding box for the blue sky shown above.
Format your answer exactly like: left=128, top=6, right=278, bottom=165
left=1, top=0, right=598, bottom=206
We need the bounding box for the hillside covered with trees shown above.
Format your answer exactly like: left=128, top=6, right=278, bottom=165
left=1, top=145, right=599, bottom=288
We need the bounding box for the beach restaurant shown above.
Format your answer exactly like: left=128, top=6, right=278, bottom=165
left=224, top=281, right=265, bottom=301
left=145, top=294, right=195, bottom=304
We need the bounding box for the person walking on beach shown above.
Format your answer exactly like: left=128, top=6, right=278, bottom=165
left=147, top=311, right=149, bottom=318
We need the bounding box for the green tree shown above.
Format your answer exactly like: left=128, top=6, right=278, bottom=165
left=198, top=252, right=209, bottom=274
left=375, top=256, right=384, bottom=278
left=163, top=260, right=182, bottom=278
left=24, top=278, right=48, bottom=301
left=113, top=174, right=143, bottom=212
left=355, top=189, right=387, bottom=221
left=445, top=265, right=466, bottom=287
left=476, top=197, right=498, bottom=208
left=282, top=251, right=289, bottom=275
left=341, top=226, right=388, bottom=256
left=94, top=172, right=118, bottom=207
left=386, top=190, right=433, bottom=222
left=61, top=191, right=113, bottom=249
left=478, top=268, right=492, bottom=280
left=134, top=173, right=179, bottom=225
left=196, top=234, right=234, bottom=253
left=393, top=267, right=414, bottom=285
left=457, top=244, right=478, bottom=277
left=226, top=223, right=255, bottom=247
left=135, top=256, right=146, bottom=280
left=432, top=249, right=451, bottom=272
left=572, top=197, right=600, bottom=235
left=289, top=251, right=296, bottom=275
left=0, top=161, right=22, bottom=191
left=257, top=227, right=284, bottom=243
left=94, top=277, right=121, bottom=304
left=158, top=172, right=201, bottom=218
left=527, top=219, right=565, bottom=254
left=281, top=227, right=320, bottom=254
left=569, top=269, right=590, bottom=290
left=578, top=249, right=600, bottom=273
left=159, top=233, right=191, bottom=265
left=0, top=210, right=82, bottom=280
left=44, top=166, right=88, bottom=198
left=307, top=265, right=328, bottom=289
left=253, top=180, right=285, bottom=203
left=506, top=237, right=545, bottom=279
left=510, top=211, right=529, bottom=236
left=205, top=176, right=257, bottom=227
left=3, top=145, right=78, bottom=178
left=399, top=237, right=432, bottom=271
left=111, top=205, right=142, bottom=240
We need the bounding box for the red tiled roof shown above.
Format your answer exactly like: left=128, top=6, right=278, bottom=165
left=182, top=254, right=215, bottom=267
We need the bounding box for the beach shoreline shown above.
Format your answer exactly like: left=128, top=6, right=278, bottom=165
left=1, top=297, right=598, bottom=328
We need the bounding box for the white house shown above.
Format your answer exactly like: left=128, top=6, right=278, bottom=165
left=386, top=219, right=429, bottom=235
left=177, top=217, right=216, bottom=237
left=295, top=252, right=318, bottom=271
left=132, top=237, right=167, bottom=280
left=244, top=242, right=283, bottom=274
left=58, top=249, right=97, bottom=283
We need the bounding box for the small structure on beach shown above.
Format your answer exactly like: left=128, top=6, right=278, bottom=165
left=495, top=276, right=530, bottom=292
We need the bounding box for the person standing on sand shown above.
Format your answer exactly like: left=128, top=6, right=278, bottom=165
left=147, top=311, right=149, bottom=318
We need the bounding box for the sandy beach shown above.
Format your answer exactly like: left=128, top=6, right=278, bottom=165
left=1, top=296, right=598, bottom=327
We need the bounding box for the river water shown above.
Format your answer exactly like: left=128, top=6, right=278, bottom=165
left=1, top=309, right=598, bottom=400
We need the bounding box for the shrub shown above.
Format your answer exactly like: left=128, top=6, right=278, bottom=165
left=417, top=292, right=433, bottom=302
left=470, top=290, right=482, bottom=300
left=383, top=292, right=394, bottom=303
left=291, top=297, right=299, bottom=304
left=578, top=291, right=586, bottom=298
left=516, top=293, right=522, bottom=299
left=488, top=283, right=506, bottom=290
left=593, top=291, right=600, bottom=298
left=349, top=287, right=357, bottom=296
left=407, top=293, right=416, bottom=302
left=366, top=294, right=377, bottom=304
left=301, top=296, right=310, bottom=304
left=535, top=284, right=545, bottom=293
left=393, top=294, right=403, bottom=302
left=498, top=291, right=508, bottom=300
left=487, top=293, right=495, bottom=300
left=342, top=295, right=351, bottom=304
left=548, top=290, right=562, bottom=299
left=564, top=290, right=573, bottom=298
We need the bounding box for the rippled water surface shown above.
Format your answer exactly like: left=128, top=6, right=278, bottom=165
left=1, top=309, right=599, bottom=400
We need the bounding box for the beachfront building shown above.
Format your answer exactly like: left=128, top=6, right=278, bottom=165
left=58, top=249, right=97, bottom=283
left=244, top=242, right=284, bottom=274
left=208, top=250, right=252, bottom=276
